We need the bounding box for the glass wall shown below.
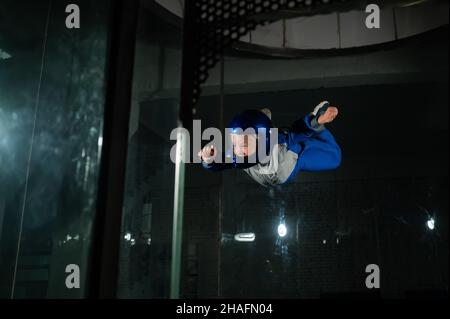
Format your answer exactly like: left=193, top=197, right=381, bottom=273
left=116, top=0, right=183, bottom=298
left=182, top=5, right=449, bottom=298
left=0, top=0, right=110, bottom=298
left=203, top=84, right=449, bottom=298
left=1, top=0, right=446, bottom=300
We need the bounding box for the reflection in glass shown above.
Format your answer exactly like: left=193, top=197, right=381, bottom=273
left=0, top=0, right=110, bottom=298
left=182, top=2, right=448, bottom=298
left=116, top=1, right=183, bottom=298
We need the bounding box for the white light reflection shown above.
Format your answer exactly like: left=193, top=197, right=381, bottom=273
left=426, top=218, right=435, bottom=230
left=234, top=233, right=256, bottom=242
left=277, top=223, right=287, bottom=238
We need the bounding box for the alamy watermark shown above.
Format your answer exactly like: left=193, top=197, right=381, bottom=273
left=65, top=264, right=80, bottom=289
left=365, top=264, right=380, bottom=289
left=65, top=4, right=80, bottom=29
left=63, top=3, right=381, bottom=31
left=365, top=4, right=381, bottom=29
left=169, top=120, right=279, bottom=164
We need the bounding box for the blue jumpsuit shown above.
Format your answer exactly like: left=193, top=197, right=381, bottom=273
left=202, top=112, right=342, bottom=186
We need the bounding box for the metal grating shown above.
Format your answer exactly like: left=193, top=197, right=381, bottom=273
left=188, top=0, right=355, bottom=111
left=182, top=0, right=438, bottom=118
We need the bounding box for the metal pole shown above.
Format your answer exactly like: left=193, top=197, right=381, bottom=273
left=88, top=0, right=139, bottom=299
left=170, top=129, right=187, bottom=299
left=217, top=54, right=225, bottom=298
left=170, top=0, right=196, bottom=299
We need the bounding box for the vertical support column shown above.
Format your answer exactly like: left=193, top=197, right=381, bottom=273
left=88, top=0, right=139, bottom=299
left=217, top=55, right=225, bottom=298
left=337, top=12, right=342, bottom=49
left=170, top=129, right=187, bottom=299
left=170, top=0, right=196, bottom=299
left=392, top=7, right=399, bottom=41
left=179, top=1, right=196, bottom=130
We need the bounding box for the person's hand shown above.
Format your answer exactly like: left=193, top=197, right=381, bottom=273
left=198, top=145, right=216, bottom=162
left=318, top=106, right=339, bottom=125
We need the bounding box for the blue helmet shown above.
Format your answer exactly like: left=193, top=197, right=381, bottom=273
left=228, top=109, right=273, bottom=134
left=227, top=110, right=274, bottom=165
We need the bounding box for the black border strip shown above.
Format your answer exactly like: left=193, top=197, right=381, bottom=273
left=88, top=0, right=139, bottom=299
left=179, top=1, right=196, bottom=130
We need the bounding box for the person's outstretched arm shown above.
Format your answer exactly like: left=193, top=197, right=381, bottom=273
left=199, top=145, right=234, bottom=172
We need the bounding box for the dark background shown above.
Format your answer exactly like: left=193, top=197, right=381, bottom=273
left=178, top=32, right=449, bottom=298
left=182, top=82, right=448, bottom=298
left=117, top=11, right=449, bottom=298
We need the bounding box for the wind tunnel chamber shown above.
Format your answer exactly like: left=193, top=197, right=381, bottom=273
left=0, top=0, right=448, bottom=299
left=117, top=0, right=448, bottom=299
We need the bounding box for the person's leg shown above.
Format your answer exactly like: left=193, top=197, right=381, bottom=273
left=283, top=102, right=341, bottom=183
left=297, top=129, right=342, bottom=172
left=290, top=101, right=331, bottom=140
left=284, top=128, right=341, bottom=183
left=290, top=114, right=324, bottom=139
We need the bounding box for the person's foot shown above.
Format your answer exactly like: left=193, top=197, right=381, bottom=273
left=317, top=106, right=339, bottom=125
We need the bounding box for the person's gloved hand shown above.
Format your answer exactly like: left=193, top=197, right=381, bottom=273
left=198, top=145, right=216, bottom=163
